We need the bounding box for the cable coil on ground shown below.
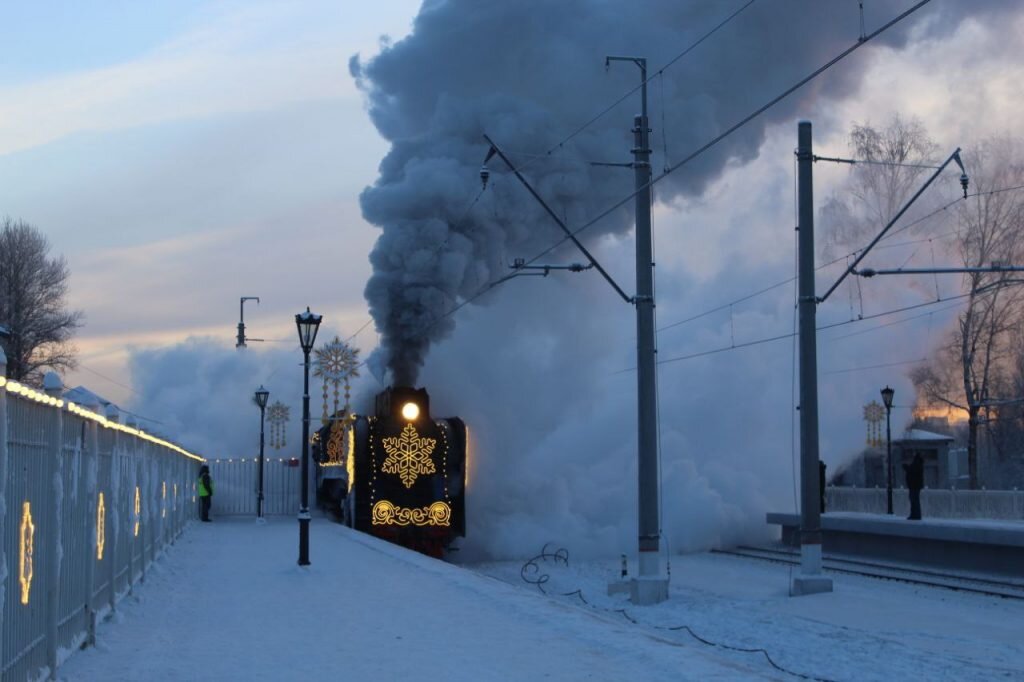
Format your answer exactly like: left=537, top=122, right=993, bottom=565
left=519, top=544, right=837, bottom=682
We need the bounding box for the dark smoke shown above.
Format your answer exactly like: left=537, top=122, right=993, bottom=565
left=353, top=0, right=1016, bottom=384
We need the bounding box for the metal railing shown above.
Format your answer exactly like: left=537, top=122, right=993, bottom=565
left=0, top=364, right=204, bottom=681
left=206, top=457, right=302, bottom=516
left=827, top=486, right=1024, bottom=520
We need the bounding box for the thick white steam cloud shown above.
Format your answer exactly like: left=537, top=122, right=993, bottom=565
left=351, top=1, right=1019, bottom=561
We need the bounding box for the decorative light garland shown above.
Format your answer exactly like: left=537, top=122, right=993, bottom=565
left=97, top=492, right=106, bottom=560
left=134, top=486, right=141, bottom=537
left=20, top=501, right=34, bottom=604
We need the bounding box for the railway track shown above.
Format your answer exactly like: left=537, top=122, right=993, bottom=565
left=712, top=545, right=1024, bottom=600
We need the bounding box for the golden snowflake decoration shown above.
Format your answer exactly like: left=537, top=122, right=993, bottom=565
left=381, top=423, right=436, bottom=488
left=313, top=337, right=360, bottom=383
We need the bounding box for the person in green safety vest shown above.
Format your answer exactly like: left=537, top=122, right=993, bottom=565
left=198, top=465, right=213, bottom=522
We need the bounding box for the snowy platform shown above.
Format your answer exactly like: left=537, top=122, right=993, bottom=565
left=767, top=511, right=1024, bottom=577
left=56, top=517, right=1024, bottom=681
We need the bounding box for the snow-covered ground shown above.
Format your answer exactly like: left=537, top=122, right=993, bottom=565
left=59, top=518, right=1024, bottom=681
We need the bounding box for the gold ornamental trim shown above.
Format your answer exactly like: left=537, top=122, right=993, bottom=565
left=371, top=500, right=451, bottom=527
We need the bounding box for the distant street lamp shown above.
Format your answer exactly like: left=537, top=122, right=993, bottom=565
left=295, top=307, right=322, bottom=566
left=881, top=385, right=895, bottom=515
left=254, top=385, right=270, bottom=521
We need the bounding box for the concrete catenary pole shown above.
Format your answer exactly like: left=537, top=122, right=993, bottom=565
left=608, top=54, right=667, bottom=605
left=794, top=121, right=832, bottom=596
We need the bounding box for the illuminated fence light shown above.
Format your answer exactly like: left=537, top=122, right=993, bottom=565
left=20, top=501, right=34, bottom=604
left=134, top=487, right=141, bottom=537
left=97, top=492, right=106, bottom=560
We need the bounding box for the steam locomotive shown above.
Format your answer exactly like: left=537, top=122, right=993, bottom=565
left=314, top=386, right=467, bottom=557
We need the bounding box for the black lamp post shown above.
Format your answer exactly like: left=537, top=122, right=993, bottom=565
left=881, top=385, right=895, bottom=515
left=296, top=307, right=322, bottom=566
left=254, top=385, right=270, bottom=521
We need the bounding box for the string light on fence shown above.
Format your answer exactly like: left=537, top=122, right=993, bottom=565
left=20, top=501, right=34, bottom=605
left=134, top=487, right=141, bottom=537
left=97, top=492, right=106, bottom=560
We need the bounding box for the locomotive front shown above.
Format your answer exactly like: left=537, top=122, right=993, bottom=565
left=337, top=386, right=466, bottom=557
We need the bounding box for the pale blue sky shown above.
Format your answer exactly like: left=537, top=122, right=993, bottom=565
left=1, top=1, right=421, bottom=399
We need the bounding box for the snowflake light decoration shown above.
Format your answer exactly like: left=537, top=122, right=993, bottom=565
left=267, top=400, right=291, bottom=450
left=313, top=336, right=360, bottom=425
left=381, top=423, right=436, bottom=488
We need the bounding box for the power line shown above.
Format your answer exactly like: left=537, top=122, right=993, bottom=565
left=821, top=357, right=926, bottom=375
left=415, top=0, right=933, bottom=343
left=654, top=182, right=1024, bottom=334
left=649, top=291, right=974, bottom=371
left=522, top=0, right=935, bottom=269
left=542, top=0, right=759, bottom=165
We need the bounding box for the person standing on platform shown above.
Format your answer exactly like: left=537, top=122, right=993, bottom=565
left=198, top=464, right=214, bottom=522
left=903, top=453, right=924, bottom=520
left=819, top=460, right=827, bottom=513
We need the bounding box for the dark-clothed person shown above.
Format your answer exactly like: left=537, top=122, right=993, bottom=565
left=819, top=460, right=827, bottom=513
left=903, top=453, right=924, bottom=520
left=198, top=465, right=214, bottom=522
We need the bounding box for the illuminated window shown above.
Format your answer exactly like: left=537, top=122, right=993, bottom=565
left=97, top=492, right=106, bottom=560
left=20, top=502, right=34, bottom=604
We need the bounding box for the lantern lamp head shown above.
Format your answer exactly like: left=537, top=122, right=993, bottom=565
left=401, top=402, right=420, bottom=421
left=295, top=307, right=323, bottom=354
left=880, top=385, right=895, bottom=409
left=255, top=385, right=270, bottom=409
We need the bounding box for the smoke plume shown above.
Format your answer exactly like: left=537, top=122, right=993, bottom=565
left=353, top=0, right=1014, bottom=385
left=320, top=1, right=1024, bottom=563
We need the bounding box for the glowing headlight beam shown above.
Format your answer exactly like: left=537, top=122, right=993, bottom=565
left=401, top=402, right=420, bottom=421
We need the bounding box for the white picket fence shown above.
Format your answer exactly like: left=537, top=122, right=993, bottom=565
left=0, top=362, right=203, bottom=682
left=827, top=486, right=1024, bottom=520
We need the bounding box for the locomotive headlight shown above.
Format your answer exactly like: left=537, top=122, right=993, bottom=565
left=401, top=402, right=420, bottom=421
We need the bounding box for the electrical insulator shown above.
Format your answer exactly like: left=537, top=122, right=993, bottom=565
left=960, top=173, right=969, bottom=199
left=480, top=165, right=490, bottom=190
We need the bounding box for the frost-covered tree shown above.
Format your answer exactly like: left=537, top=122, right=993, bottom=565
left=910, top=138, right=1024, bottom=489
left=818, top=114, right=938, bottom=257
left=0, top=218, right=83, bottom=383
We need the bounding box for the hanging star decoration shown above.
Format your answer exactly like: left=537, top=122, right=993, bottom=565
left=381, top=423, right=436, bottom=488
left=313, top=337, right=360, bottom=426
left=863, top=400, right=885, bottom=447
left=267, top=401, right=291, bottom=450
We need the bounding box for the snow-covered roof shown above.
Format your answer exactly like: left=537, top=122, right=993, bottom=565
left=898, top=428, right=954, bottom=442
left=64, top=385, right=117, bottom=410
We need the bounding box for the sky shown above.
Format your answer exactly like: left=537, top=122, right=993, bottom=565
left=4, top=1, right=1024, bottom=558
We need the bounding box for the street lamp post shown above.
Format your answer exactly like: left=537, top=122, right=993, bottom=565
left=254, top=385, right=270, bottom=521
left=295, top=307, right=322, bottom=566
left=881, top=385, right=895, bottom=515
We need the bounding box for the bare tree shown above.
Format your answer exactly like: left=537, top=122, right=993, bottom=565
left=0, top=218, right=83, bottom=383
left=819, top=114, right=938, bottom=257
left=910, top=138, right=1024, bottom=488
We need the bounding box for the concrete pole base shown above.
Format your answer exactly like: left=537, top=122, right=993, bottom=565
left=629, top=576, right=670, bottom=605
left=791, top=574, right=833, bottom=596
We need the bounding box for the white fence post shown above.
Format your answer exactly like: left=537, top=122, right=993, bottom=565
left=0, top=349, right=8, bottom=669
left=43, top=371, right=63, bottom=681
left=83, top=397, right=100, bottom=646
